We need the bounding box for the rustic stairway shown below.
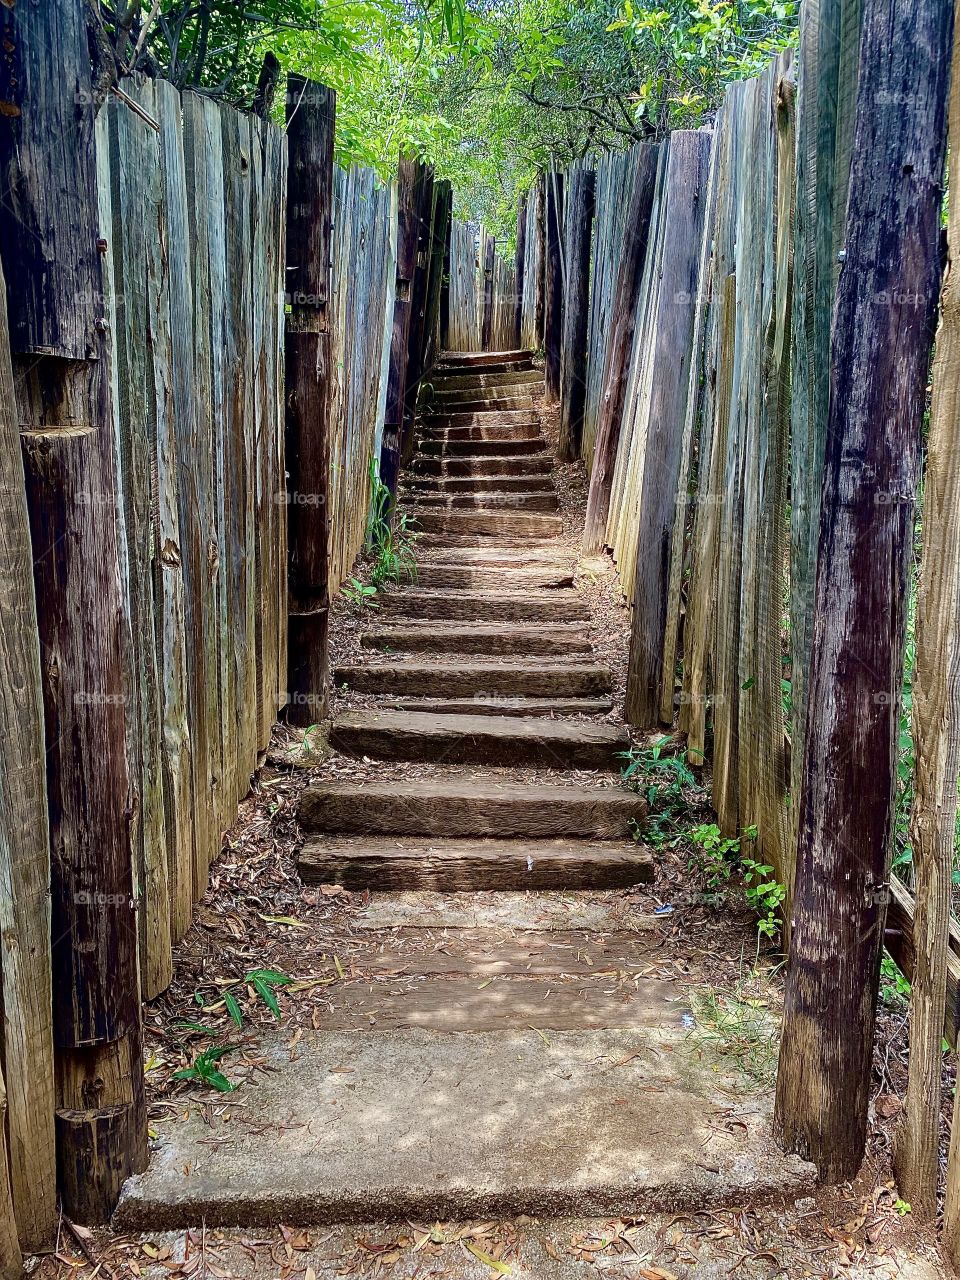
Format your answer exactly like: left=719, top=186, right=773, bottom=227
left=117, top=350, right=816, bottom=1229
left=300, top=347, right=651, bottom=892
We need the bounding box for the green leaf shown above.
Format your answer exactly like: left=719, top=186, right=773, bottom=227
left=223, top=990, right=244, bottom=1029
left=253, top=976, right=283, bottom=1019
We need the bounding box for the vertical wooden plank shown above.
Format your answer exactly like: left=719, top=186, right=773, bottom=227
left=624, top=130, right=712, bottom=727
left=480, top=229, right=496, bottom=351
left=1, top=0, right=146, bottom=1223
left=774, top=0, right=951, bottom=1182
left=582, top=143, right=660, bottom=555
left=900, top=9, right=960, bottom=1223
left=533, top=177, right=546, bottom=347
left=151, top=81, right=196, bottom=944
left=182, top=91, right=224, bottom=890
left=514, top=194, right=528, bottom=349
left=285, top=77, right=336, bottom=726
left=0, top=258, right=56, bottom=1250
left=658, top=127, right=722, bottom=726
left=380, top=152, right=417, bottom=496
left=203, top=100, right=234, bottom=816
left=544, top=172, right=564, bottom=402
left=751, top=57, right=795, bottom=903
left=558, top=164, right=595, bottom=462
left=788, top=0, right=863, bottom=841
left=221, top=106, right=258, bottom=790
left=102, top=89, right=172, bottom=1000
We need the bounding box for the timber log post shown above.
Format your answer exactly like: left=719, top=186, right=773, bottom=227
left=533, top=176, right=546, bottom=346
left=480, top=231, right=496, bottom=351
left=380, top=152, right=418, bottom=501
left=557, top=166, right=595, bottom=462
left=773, top=0, right=952, bottom=1182
left=543, top=171, right=564, bottom=403
left=514, top=194, right=528, bottom=349
left=439, top=186, right=453, bottom=350
left=0, top=0, right=146, bottom=1223
left=582, top=144, right=660, bottom=554
left=422, top=180, right=452, bottom=377
left=285, top=75, right=337, bottom=726
left=402, top=163, right=437, bottom=462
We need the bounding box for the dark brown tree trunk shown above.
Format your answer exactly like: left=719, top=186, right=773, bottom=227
left=774, top=0, right=952, bottom=1183
left=0, top=0, right=147, bottom=1224
left=557, top=167, right=596, bottom=462
left=582, top=144, right=660, bottom=554
left=379, top=152, right=418, bottom=500
left=544, top=172, right=565, bottom=404
left=284, top=76, right=336, bottom=726
left=514, top=194, right=528, bottom=349
left=481, top=232, right=496, bottom=351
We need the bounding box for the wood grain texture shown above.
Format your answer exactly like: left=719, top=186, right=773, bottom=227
left=624, top=130, right=712, bottom=728
left=378, top=587, right=585, bottom=622
left=543, top=171, right=564, bottom=403
left=299, top=837, right=652, bottom=891
left=0, top=0, right=100, bottom=357
left=558, top=164, right=596, bottom=462
left=582, top=144, right=660, bottom=554
left=360, top=622, right=592, bottom=657
left=0, top=260, right=56, bottom=1249
left=300, top=779, right=645, bottom=838
left=285, top=78, right=336, bottom=725
left=899, top=3, right=960, bottom=1227
left=774, top=0, right=951, bottom=1182
left=335, top=660, right=610, bottom=697
left=99, top=91, right=171, bottom=1000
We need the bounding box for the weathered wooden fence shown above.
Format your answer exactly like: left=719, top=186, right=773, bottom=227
left=447, top=221, right=482, bottom=350
left=328, top=166, right=397, bottom=592
left=466, top=0, right=960, bottom=1243
left=0, top=27, right=420, bottom=1245
left=447, top=220, right=521, bottom=352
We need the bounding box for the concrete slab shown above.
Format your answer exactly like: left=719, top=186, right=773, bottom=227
left=118, top=1022, right=813, bottom=1229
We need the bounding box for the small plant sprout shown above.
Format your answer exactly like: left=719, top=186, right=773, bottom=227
left=173, top=1045, right=236, bottom=1093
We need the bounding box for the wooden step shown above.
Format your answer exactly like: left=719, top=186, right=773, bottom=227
left=360, top=621, right=592, bottom=656
left=298, top=836, right=652, bottom=890
left=415, top=543, right=574, bottom=563
left=330, top=709, right=628, bottom=769
left=411, top=563, right=573, bottom=589
left=299, top=778, right=645, bottom=838
left=422, top=410, right=541, bottom=432
left=378, top=587, right=587, bottom=622
left=418, top=436, right=545, bottom=457
left=433, top=369, right=542, bottom=392
left=430, top=394, right=542, bottom=413
left=335, top=660, right=611, bottom=698
left=410, top=509, right=563, bottom=538
left=413, top=453, right=552, bottom=478
left=407, top=473, right=555, bottom=493
left=439, top=348, right=532, bottom=367
left=410, top=492, right=559, bottom=513
left=420, top=419, right=542, bottom=440
left=383, top=695, right=614, bottom=717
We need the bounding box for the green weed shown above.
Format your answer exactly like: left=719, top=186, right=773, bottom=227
left=340, top=575, right=379, bottom=608
left=687, top=822, right=785, bottom=941
left=620, top=738, right=698, bottom=846
left=173, top=1045, right=235, bottom=1093
left=689, top=982, right=779, bottom=1088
